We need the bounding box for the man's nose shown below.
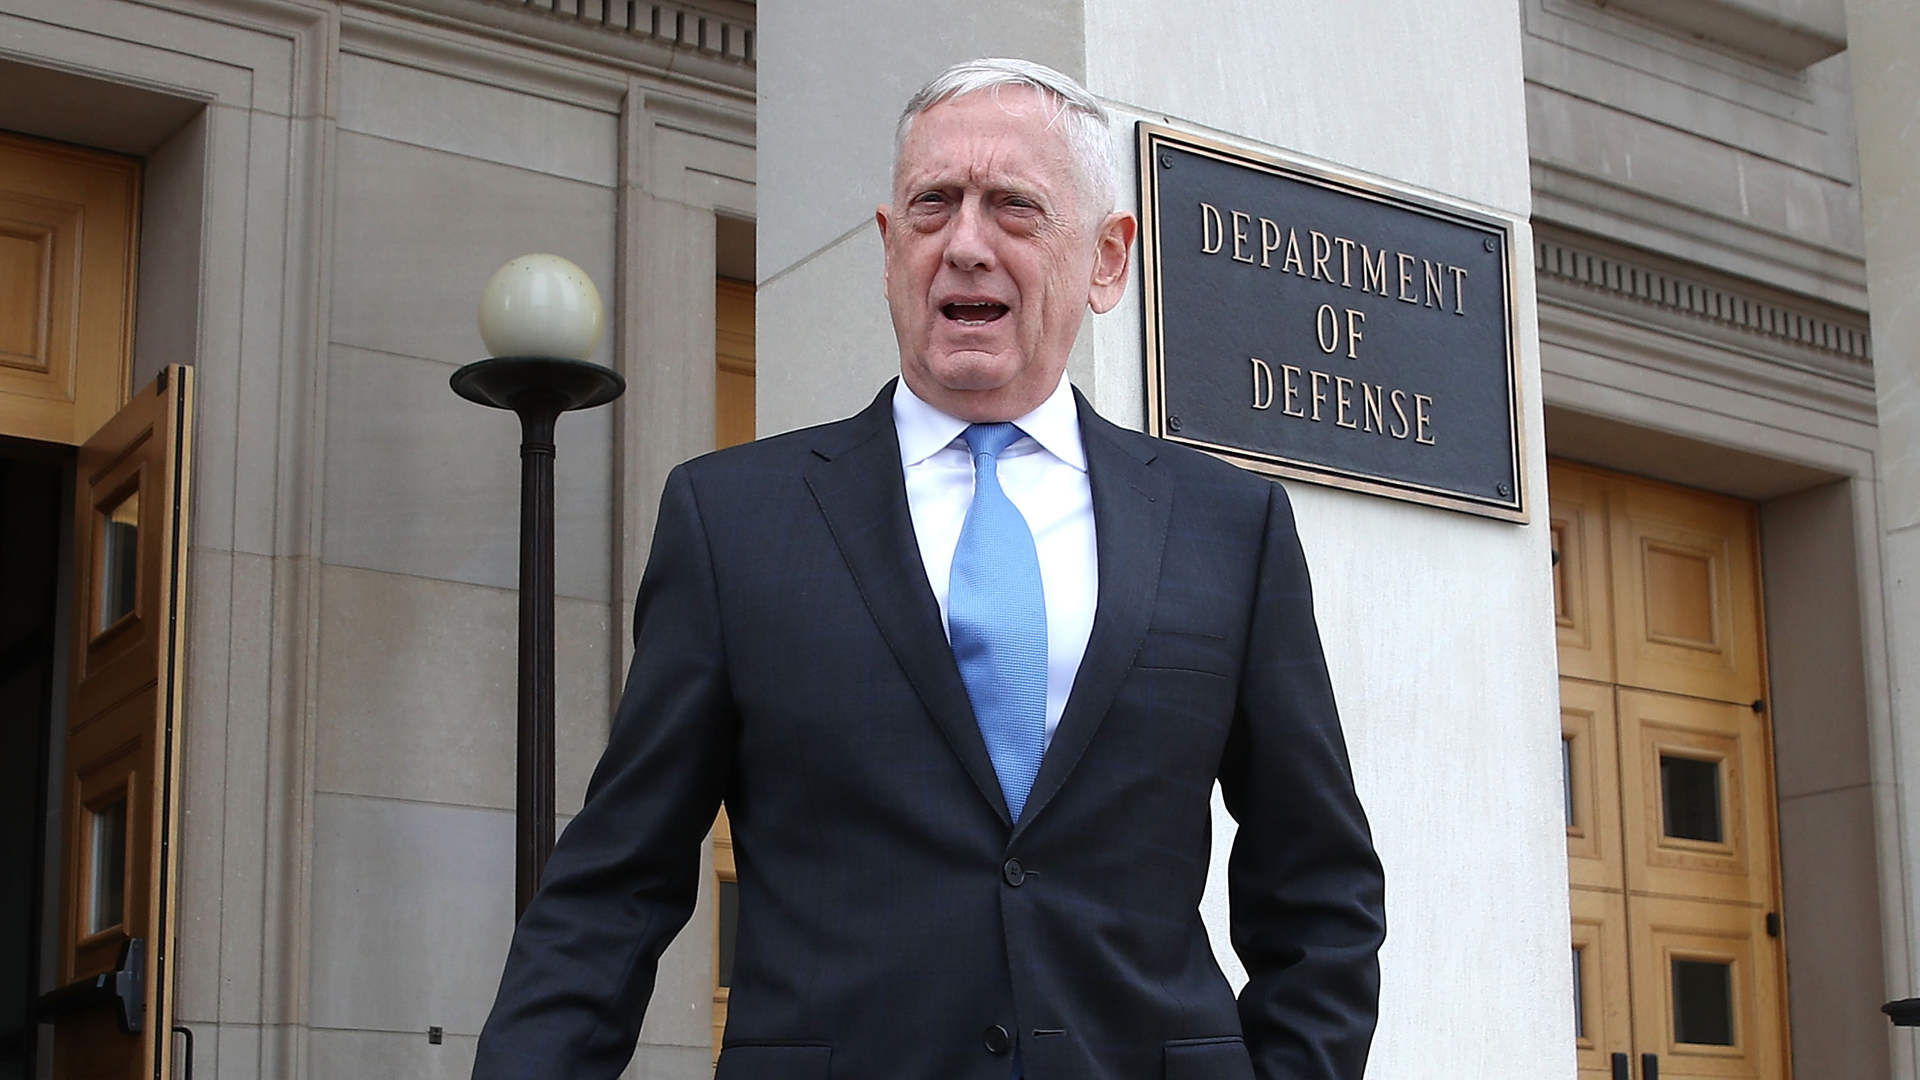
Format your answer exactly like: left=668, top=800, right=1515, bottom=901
left=944, top=199, right=995, bottom=270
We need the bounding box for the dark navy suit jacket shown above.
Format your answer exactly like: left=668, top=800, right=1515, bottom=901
left=472, top=383, right=1385, bottom=1080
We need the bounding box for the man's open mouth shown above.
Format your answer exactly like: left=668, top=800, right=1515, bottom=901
left=942, top=302, right=1009, bottom=326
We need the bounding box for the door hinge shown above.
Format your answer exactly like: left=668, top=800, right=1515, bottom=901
left=1767, top=911, right=1782, bottom=938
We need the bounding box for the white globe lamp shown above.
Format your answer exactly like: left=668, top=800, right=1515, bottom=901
left=449, top=253, right=625, bottom=920
left=476, top=253, right=606, bottom=361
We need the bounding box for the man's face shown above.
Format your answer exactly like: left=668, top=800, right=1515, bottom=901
left=878, top=87, right=1135, bottom=422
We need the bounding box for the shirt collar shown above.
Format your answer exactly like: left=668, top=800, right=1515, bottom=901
left=892, top=374, right=1087, bottom=472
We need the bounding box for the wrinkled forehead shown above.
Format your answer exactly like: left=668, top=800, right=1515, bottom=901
left=892, top=89, right=1081, bottom=193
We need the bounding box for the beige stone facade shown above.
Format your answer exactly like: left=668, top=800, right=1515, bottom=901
left=0, top=1, right=1912, bottom=1078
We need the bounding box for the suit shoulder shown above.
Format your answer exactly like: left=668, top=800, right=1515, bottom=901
left=677, top=407, right=880, bottom=481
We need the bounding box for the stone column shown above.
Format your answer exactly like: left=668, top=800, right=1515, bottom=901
left=1844, top=0, right=1920, bottom=1074
left=759, top=2, right=1566, bottom=1075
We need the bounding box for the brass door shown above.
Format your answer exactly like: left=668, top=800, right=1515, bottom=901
left=49, top=366, right=193, bottom=1080
left=1552, top=461, right=1787, bottom=1080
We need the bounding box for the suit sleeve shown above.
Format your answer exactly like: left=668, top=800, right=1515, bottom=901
left=1219, top=481, right=1387, bottom=1080
left=472, top=465, right=737, bottom=1080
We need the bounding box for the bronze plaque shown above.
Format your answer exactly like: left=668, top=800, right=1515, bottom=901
left=1138, top=124, right=1524, bottom=521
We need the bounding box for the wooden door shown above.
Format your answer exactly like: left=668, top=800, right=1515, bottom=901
left=1551, top=461, right=1787, bottom=1080
left=0, top=132, right=139, bottom=446
left=49, top=366, right=193, bottom=1080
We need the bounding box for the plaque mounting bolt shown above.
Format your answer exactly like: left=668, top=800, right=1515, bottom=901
left=1167, top=415, right=1183, bottom=432
left=1160, top=154, right=1174, bottom=169
left=1484, top=237, right=1498, bottom=253
left=1496, top=482, right=1512, bottom=497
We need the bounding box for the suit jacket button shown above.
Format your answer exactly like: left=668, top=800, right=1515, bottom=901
left=983, top=1024, right=1012, bottom=1055
left=1002, top=859, right=1025, bottom=886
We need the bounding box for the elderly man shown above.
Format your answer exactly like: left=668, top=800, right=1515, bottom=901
left=473, top=58, right=1385, bottom=1080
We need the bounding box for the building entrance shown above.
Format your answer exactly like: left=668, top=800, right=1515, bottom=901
left=0, top=129, right=194, bottom=1080
left=1551, top=462, right=1789, bottom=1080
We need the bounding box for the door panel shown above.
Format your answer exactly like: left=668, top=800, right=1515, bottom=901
left=1571, top=887, right=1634, bottom=1080
left=1608, top=481, right=1762, bottom=704
left=1617, top=689, right=1773, bottom=907
left=1562, top=678, right=1622, bottom=892
left=1552, top=467, right=1614, bottom=683
left=1628, top=896, right=1785, bottom=1080
left=66, top=698, right=151, bottom=981
left=72, top=424, right=162, bottom=715
left=0, top=132, right=139, bottom=445
left=52, top=366, right=193, bottom=1080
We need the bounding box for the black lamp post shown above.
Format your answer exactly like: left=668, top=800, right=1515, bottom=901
left=452, top=255, right=625, bottom=919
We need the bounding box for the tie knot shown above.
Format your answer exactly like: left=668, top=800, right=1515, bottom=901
left=963, top=422, right=1024, bottom=459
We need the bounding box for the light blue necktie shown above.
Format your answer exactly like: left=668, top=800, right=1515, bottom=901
left=948, top=422, right=1049, bottom=823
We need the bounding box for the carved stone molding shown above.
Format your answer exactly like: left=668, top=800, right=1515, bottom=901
left=1535, top=228, right=1872, bottom=383
left=359, top=0, right=756, bottom=94
left=473, top=0, right=753, bottom=63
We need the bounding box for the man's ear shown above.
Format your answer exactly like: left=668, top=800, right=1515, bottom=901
left=876, top=205, right=893, bottom=297
left=1088, top=211, right=1137, bottom=315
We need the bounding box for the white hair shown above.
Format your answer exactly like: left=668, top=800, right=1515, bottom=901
left=893, top=57, right=1118, bottom=222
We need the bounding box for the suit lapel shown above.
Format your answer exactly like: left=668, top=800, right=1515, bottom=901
left=1015, top=393, right=1173, bottom=838
left=804, top=383, right=1014, bottom=826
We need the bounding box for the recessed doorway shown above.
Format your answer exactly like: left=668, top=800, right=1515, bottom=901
left=1551, top=461, right=1790, bottom=1080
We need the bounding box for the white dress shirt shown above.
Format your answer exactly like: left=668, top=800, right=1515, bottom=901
left=894, top=376, right=1099, bottom=747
